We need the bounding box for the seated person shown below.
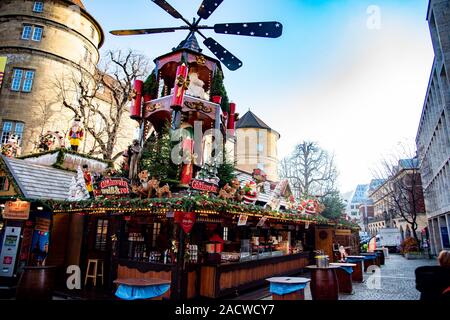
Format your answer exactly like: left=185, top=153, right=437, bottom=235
left=415, top=250, right=450, bottom=300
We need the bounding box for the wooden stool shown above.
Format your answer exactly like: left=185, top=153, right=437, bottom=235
left=84, top=259, right=104, bottom=287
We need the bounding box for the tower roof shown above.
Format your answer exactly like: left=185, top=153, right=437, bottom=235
left=175, top=33, right=202, bottom=53
left=237, top=111, right=271, bottom=130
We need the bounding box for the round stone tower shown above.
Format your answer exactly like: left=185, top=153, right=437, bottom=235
left=0, top=0, right=104, bottom=154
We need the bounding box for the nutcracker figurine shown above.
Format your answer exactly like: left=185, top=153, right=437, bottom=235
left=82, top=164, right=95, bottom=199
left=68, top=118, right=84, bottom=152
left=179, top=123, right=195, bottom=187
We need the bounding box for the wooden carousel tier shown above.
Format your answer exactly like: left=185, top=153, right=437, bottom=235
left=143, top=94, right=221, bottom=123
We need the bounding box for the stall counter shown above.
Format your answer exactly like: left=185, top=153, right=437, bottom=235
left=200, top=252, right=310, bottom=299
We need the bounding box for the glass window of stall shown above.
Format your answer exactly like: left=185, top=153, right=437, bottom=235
left=119, top=216, right=173, bottom=263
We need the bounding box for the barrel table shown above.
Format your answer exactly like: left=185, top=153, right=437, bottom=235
left=361, top=253, right=377, bottom=272
left=306, top=265, right=340, bottom=300
left=330, top=263, right=356, bottom=294
left=16, top=266, right=56, bottom=300
left=114, top=278, right=171, bottom=300
left=266, top=277, right=311, bottom=300
left=346, top=256, right=364, bottom=282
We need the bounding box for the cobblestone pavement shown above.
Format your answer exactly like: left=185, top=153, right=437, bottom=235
left=259, top=254, right=438, bottom=301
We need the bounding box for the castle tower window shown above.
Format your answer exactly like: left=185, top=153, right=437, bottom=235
left=21, top=25, right=33, bottom=40
left=83, top=46, right=91, bottom=63
left=1, top=122, right=12, bottom=144
left=33, top=2, right=44, bottom=13
left=1, top=121, right=24, bottom=145
left=32, top=26, right=43, bottom=41
left=11, top=69, right=35, bottom=92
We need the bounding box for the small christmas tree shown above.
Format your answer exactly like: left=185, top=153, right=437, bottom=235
left=67, top=166, right=90, bottom=201
left=140, top=124, right=180, bottom=185
left=143, top=70, right=159, bottom=98
left=210, top=70, right=230, bottom=113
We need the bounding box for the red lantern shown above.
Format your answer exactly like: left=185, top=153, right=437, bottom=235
left=130, top=80, right=143, bottom=120
left=228, top=102, right=236, bottom=134
left=172, top=63, right=189, bottom=108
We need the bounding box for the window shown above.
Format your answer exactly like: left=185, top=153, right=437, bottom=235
left=1, top=122, right=12, bottom=144
left=22, top=25, right=43, bottom=42
left=0, top=176, right=9, bottom=191
left=22, top=25, right=32, bottom=40
left=95, top=219, right=108, bottom=251
left=90, top=26, right=95, bottom=39
left=22, top=70, right=35, bottom=92
left=1, top=121, right=24, bottom=145
left=152, top=223, right=161, bottom=247
left=11, top=69, right=35, bottom=92
left=33, top=2, right=44, bottom=13
left=32, top=26, right=43, bottom=41
left=83, top=47, right=91, bottom=63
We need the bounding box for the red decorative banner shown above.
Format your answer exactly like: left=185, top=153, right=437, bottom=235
left=191, top=179, right=219, bottom=193
left=181, top=212, right=196, bottom=234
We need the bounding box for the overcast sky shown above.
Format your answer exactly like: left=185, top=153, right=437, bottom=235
left=84, top=0, right=434, bottom=194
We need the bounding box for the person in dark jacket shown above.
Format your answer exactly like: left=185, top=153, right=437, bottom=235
left=415, top=250, right=450, bottom=300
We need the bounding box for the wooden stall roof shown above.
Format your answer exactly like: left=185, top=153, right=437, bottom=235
left=1, top=155, right=74, bottom=201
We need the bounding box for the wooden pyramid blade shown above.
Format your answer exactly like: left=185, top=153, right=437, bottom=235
left=203, top=37, right=243, bottom=71
left=214, top=22, right=283, bottom=38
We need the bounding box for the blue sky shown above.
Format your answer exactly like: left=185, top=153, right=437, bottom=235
left=84, top=0, right=434, bottom=194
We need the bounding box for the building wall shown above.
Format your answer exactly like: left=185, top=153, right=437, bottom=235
left=235, top=127, right=279, bottom=182
left=416, top=0, right=450, bottom=254
left=0, top=0, right=136, bottom=162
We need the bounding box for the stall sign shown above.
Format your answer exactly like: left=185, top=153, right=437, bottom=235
left=94, top=178, right=130, bottom=197
left=190, top=179, right=218, bottom=193
left=2, top=201, right=30, bottom=220
left=335, top=229, right=352, bottom=236
left=181, top=212, right=196, bottom=234
left=238, top=214, right=248, bottom=226
left=257, top=217, right=268, bottom=227
left=35, top=218, right=51, bottom=233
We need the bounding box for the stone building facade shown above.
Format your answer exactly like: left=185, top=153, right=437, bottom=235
left=368, top=160, right=428, bottom=241
left=416, top=0, right=450, bottom=255
left=0, top=0, right=137, bottom=160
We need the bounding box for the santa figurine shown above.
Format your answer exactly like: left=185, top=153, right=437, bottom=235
left=243, top=181, right=258, bottom=205
left=68, top=118, right=84, bottom=152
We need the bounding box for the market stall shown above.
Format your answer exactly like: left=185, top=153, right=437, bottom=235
left=48, top=194, right=334, bottom=300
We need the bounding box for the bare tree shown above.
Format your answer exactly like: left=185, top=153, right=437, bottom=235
left=280, top=141, right=338, bottom=199
left=53, top=49, right=150, bottom=160
left=372, top=143, right=426, bottom=242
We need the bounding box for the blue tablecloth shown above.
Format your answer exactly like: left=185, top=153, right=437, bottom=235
left=339, top=266, right=353, bottom=275
left=270, top=283, right=308, bottom=296
left=347, top=258, right=363, bottom=263
left=363, top=255, right=376, bottom=260
left=115, top=284, right=171, bottom=300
